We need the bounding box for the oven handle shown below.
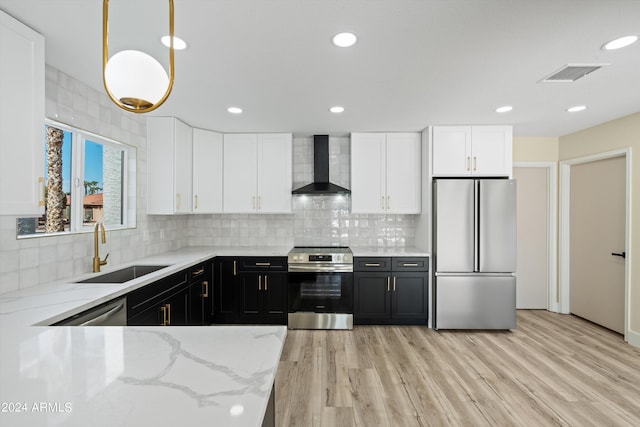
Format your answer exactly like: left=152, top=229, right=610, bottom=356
left=288, top=264, right=353, bottom=273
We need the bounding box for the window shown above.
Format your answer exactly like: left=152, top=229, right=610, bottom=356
left=17, top=121, right=135, bottom=237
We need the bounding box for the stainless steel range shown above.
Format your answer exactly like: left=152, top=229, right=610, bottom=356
left=287, top=247, right=354, bottom=330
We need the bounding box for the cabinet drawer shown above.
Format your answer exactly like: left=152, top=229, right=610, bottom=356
left=238, top=257, right=287, bottom=271
left=392, top=257, right=429, bottom=272
left=354, top=257, right=392, bottom=272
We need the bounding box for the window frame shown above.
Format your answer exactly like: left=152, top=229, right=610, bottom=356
left=17, top=119, right=136, bottom=239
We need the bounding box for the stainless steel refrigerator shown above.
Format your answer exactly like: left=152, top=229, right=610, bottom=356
left=433, top=179, right=517, bottom=330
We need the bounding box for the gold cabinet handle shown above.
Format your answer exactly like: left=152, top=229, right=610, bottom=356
left=233, top=260, right=237, bottom=276
left=258, top=275, right=262, bottom=291
left=387, top=196, right=390, bottom=210
left=160, top=305, right=167, bottom=326
left=192, top=268, right=205, bottom=276
left=255, top=262, right=271, bottom=266
left=393, top=277, right=396, bottom=292
left=38, top=177, right=45, bottom=206
left=466, top=156, right=471, bottom=171
left=194, top=194, right=198, bottom=209
left=387, top=276, right=390, bottom=292
left=473, top=156, right=477, bottom=171
left=264, top=275, right=268, bottom=291
left=365, top=263, right=380, bottom=267
left=403, top=263, right=419, bottom=267
left=166, top=303, right=171, bottom=325
left=202, top=280, right=209, bottom=298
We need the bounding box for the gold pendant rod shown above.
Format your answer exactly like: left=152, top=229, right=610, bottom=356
left=102, top=0, right=175, bottom=113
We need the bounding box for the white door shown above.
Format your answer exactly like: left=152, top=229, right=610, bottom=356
left=257, top=133, right=292, bottom=213
left=351, top=133, right=386, bottom=213
left=514, top=167, right=549, bottom=309
left=193, top=128, right=223, bottom=213
left=173, top=119, right=193, bottom=213
left=223, top=134, right=257, bottom=213
left=0, top=10, right=45, bottom=215
left=431, top=126, right=470, bottom=176
left=570, top=156, right=626, bottom=333
left=471, top=126, right=512, bottom=176
left=385, top=133, right=421, bottom=214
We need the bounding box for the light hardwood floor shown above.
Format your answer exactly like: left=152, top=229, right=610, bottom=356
left=275, top=310, right=640, bottom=426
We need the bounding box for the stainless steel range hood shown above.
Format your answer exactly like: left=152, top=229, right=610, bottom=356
left=292, top=135, right=350, bottom=195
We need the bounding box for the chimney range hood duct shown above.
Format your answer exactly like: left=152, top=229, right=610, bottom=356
left=292, top=135, right=350, bottom=195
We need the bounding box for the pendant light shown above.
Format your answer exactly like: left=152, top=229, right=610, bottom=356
left=102, top=0, right=175, bottom=113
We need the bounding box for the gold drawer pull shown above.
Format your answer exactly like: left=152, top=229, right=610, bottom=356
left=387, top=276, right=390, bottom=292
left=160, top=305, right=167, bottom=326
left=202, top=281, right=209, bottom=298
left=365, top=263, right=380, bottom=267
left=403, top=263, right=419, bottom=267
left=255, top=262, right=271, bottom=266
left=38, top=177, right=45, bottom=206
left=192, top=267, right=205, bottom=276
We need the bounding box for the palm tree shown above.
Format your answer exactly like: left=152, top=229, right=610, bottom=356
left=45, top=126, right=65, bottom=233
left=84, top=180, right=103, bottom=195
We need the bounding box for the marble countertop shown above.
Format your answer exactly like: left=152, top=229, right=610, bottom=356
left=0, top=246, right=288, bottom=427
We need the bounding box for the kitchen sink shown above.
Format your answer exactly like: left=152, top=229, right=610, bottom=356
left=76, top=265, right=170, bottom=283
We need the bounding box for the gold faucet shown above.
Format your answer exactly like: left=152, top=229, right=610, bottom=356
left=93, top=222, right=109, bottom=272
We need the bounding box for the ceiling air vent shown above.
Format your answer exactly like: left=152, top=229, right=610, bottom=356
left=539, top=64, right=608, bottom=83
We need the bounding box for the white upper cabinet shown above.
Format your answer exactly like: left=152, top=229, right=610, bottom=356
left=147, top=117, right=193, bottom=214
left=257, top=133, right=292, bottom=213
left=432, top=125, right=512, bottom=177
left=193, top=128, right=223, bottom=213
left=223, top=133, right=292, bottom=213
left=351, top=132, right=421, bottom=214
left=0, top=11, right=45, bottom=215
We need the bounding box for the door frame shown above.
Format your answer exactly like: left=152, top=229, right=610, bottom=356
left=558, top=148, right=631, bottom=342
left=513, top=162, right=558, bottom=312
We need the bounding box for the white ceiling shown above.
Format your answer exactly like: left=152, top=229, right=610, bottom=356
left=1, top=0, right=639, bottom=137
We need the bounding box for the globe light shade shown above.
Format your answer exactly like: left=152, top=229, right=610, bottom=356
left=104, top=50, right=170, bottom=110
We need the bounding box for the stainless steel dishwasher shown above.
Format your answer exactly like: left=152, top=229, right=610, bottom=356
left=54, top=297, right=127, bottom=326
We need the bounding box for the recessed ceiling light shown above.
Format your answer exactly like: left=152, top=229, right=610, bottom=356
left=567, top=105, right=587, bottom=113
left=329, top=106, right=345, bottom=113
left=161, top=35, right=187, bottom=50
left=227, top=107, right=243, bottom=114
left=602, top=35, right=638, bottom=50
left=332, top=32, right=357, bottom=47
left=495, top=106, right=513, bottom=113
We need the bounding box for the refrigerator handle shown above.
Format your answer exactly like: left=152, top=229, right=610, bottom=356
left=474, top=180, right=479, bottom=272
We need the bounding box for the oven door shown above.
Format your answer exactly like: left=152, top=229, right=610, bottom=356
left=288, top=272, right=353, bottom=313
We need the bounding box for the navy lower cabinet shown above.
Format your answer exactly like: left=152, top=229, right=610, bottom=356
left=213, top=257, right=239, bottom=324
left=188, top=258, right=214, bottom=325
left=238, top=257, right=288, bottom=325
left=214, top=256, right=287, bottom=325
left=354, top=257, right=429, bottom=325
